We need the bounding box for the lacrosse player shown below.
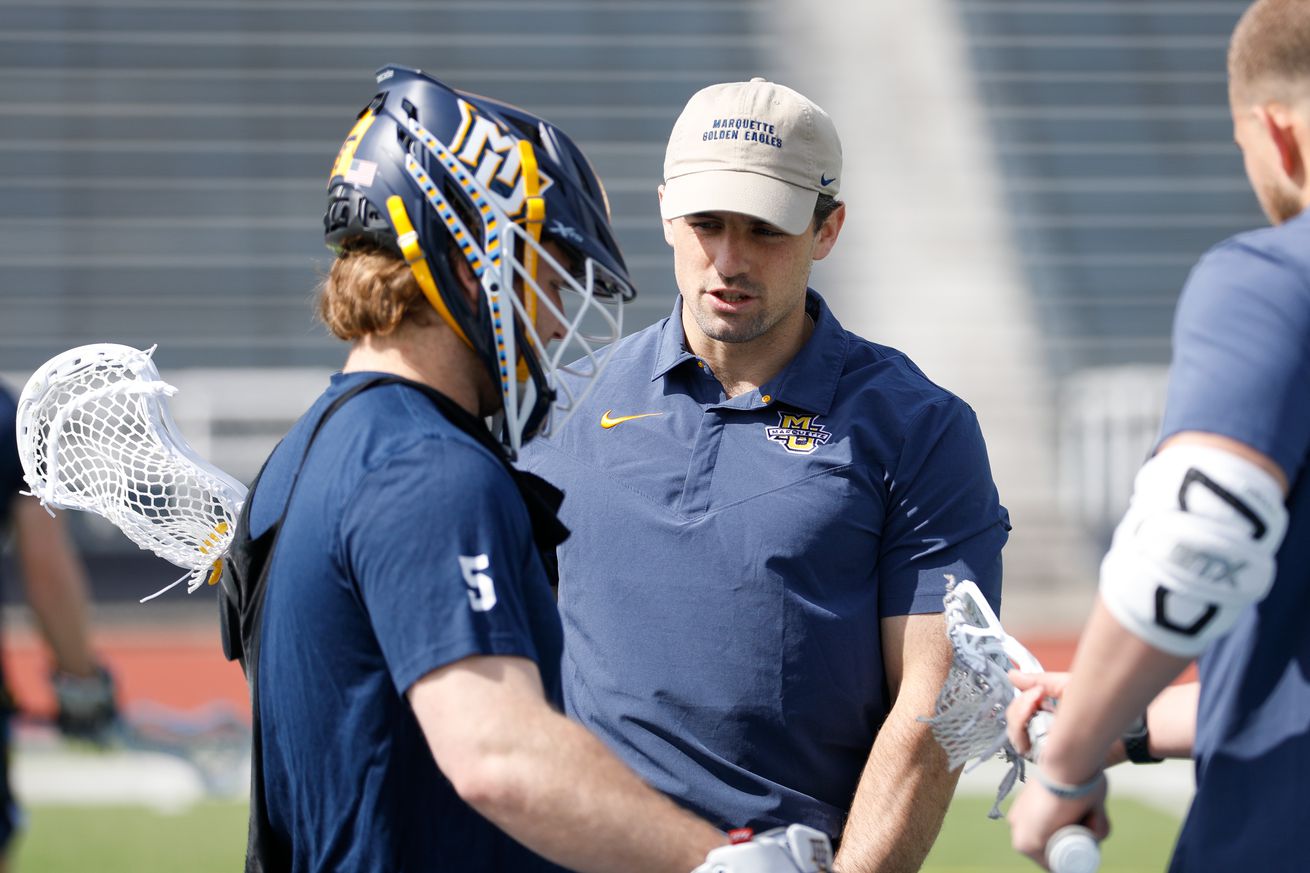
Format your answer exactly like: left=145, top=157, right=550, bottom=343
left=228, top=66, right=834, bottom=873
left=1006, top=2, right=1310, bottom=869
left=0, top=383, right=117, bottom=867
left=519, top=78, right=1010, bottom=872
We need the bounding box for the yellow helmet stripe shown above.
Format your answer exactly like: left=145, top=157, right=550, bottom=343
left=402, top=154, right=488, bottom=278
left=385, top=195, right=473, bottom=350
left=517, top=140, right=548, bottom=382
left=518, top=140, right=546, bottom=329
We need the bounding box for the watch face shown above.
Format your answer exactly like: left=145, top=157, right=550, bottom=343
left=1125, top=714, right=1147, bottom=737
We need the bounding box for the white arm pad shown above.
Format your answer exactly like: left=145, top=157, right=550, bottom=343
left=691, top=825, right=834, bottom=873
left=1099, top=444, right=1288, bottom=657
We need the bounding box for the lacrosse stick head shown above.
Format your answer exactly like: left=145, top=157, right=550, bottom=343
left=923, top=577, right=1042, bottom=771
left=924, top=578, right=1101, bottom=870
left=16, top=343, right=248, bottom=595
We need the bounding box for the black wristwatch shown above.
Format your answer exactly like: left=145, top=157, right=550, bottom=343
left=1122, top=713, right=1163, bottom=764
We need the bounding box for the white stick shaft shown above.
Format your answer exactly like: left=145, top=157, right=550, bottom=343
left=1028, top=710, right=1052, bottom=760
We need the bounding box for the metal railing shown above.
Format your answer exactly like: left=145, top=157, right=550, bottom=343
left=1057, top=364, right=1169, bottom=541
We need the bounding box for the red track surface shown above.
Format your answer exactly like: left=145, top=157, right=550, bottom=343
left=4, top=625, right=250, bottom=720
left=2, top=628, right=1194, bottom=721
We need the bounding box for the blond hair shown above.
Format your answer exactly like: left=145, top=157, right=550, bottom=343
left=1230, top=0, right=1310, bottom=100
left=315, top=249, right=432, bottom=341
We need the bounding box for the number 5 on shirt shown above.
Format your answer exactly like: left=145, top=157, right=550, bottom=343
left=459, top=554, right=498, bottom=612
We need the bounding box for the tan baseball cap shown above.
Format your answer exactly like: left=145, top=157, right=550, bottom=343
left=660, top=77, right=842, bottom=236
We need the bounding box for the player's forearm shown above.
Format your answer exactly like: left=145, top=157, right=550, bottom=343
left=834, top=703, right=959, bottom=873
left=1041, top=599, right=1191, bottom=783
left=454, top=704, right=723, bottom=873
left=25, top=567, right=97, bottom=675
left=1146, top=681, right=1197, bottom=760
left=14, top=498, right=98, bottom=676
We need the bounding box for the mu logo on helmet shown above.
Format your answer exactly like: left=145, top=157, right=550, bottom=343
left=450, top=99, right=555, bottom=219
left=765, top=411, right=832, bottom=455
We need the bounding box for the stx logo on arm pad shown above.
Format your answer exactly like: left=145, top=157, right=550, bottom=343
left=1099, top=444, right=1288, bottom=657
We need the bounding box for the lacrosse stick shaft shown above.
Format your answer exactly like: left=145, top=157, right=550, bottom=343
left=1031, top=706, right=1100, bottom=873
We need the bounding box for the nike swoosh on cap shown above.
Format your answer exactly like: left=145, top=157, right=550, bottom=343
left=820, top=174, right=836, bottom=186
left=600, top=410, right=663, bottom=429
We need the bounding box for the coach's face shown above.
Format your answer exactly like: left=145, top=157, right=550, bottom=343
left=661, top=202, right=842, bottom=348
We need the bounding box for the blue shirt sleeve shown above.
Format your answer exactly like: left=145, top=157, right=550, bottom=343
left=877, top=397, right=1009, bottom=616
left=341, top=440, right=550, bottom=695
left=1160, top=239, right=1310, bottom=482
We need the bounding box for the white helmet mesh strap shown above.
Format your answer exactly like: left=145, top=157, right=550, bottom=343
left=16, top=344, right=248, bottom=601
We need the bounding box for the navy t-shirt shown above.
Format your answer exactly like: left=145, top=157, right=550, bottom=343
left=1, top=385, right=21, bottom=654
left=1157, top=212, right=1310, bottom=872
left=254, top=373, right=568, bottom=873
left=521, top=291, right=1008, bottom=838
left=0, top=386, right=22, bottom=533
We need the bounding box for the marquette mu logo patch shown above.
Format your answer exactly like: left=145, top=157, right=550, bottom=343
left=765, top=412, right=831, bottom=454
left=450, top=98, right=555, bottom=218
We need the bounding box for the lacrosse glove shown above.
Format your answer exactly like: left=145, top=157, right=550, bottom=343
left=52, top=665, right=118, bottom=744
left=693, top=825, right=834, bottom=873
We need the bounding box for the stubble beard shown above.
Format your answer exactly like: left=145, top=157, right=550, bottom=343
left=1257, top=179, right=1304, bottom=225
left=687, top=277, right=785, bottom=344
left=689, top=302, right=774, bottom=344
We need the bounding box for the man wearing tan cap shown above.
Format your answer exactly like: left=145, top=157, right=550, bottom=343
left=521, top=78, right=1009, bottom=871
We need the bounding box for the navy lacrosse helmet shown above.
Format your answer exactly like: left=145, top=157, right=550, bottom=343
left=324, top=65, right=635, bottom=455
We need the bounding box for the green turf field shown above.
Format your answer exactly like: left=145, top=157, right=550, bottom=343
left=14, top=801, right=247, bottom=873
left=10, top=795, right=1180, bottom=872
left=924, top=796, right=1181, bottom=872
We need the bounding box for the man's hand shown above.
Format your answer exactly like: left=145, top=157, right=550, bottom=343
left=1008, top=670, right=1151, bottom=769
left=1007, top=776, right=1109, bottom=872
left=1005, top=670, right=1071, bottom=758
left=692, top=825, right=834, bottom=873
left=52, top=665, right=118, bottom=744
left=1004, top=671, right=1114, bottom=870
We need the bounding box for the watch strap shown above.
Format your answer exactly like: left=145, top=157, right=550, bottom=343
left=1123, top=714, right=1164, bottom=764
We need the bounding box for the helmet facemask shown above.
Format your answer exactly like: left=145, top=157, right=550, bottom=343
left=498, top=222, right=631, bottom=452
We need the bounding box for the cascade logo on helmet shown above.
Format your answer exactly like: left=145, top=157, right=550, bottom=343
left=322, top=65, right=637, bottom=457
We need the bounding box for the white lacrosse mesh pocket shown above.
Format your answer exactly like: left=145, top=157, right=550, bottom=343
left=16, top=344, right=247, bottom=599
left=927, top=656, right=1013, bottom=771
left=920, top=577, right=1031, bottom=818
